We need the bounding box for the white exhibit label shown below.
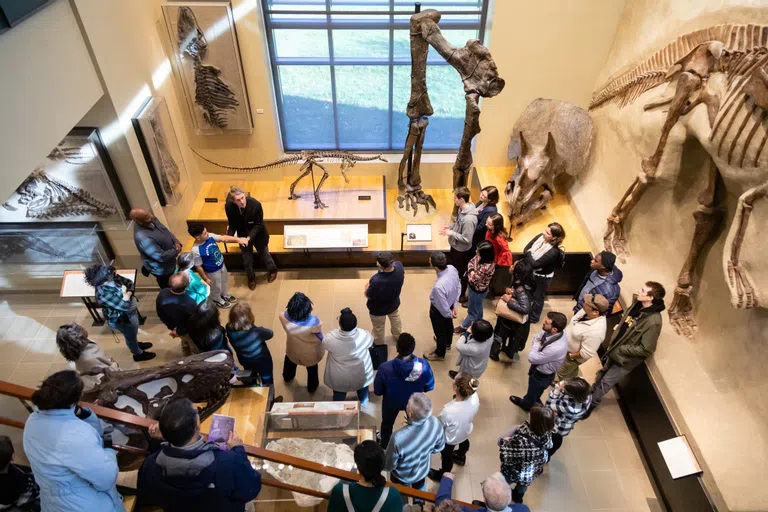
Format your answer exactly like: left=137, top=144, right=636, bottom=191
left=657, top=435, right=702, bottom=479
left=406, top=224, right=432, bottom=242
left=284, top=224, right=368, bottom=249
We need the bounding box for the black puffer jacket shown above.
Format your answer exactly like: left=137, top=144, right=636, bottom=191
left=506, top=284, right=532, bottom=314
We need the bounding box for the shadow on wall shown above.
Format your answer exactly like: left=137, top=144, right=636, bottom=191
left=281, top=95, right=464, bottom=150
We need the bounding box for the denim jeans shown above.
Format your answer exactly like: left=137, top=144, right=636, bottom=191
left=521, top=368, right=556, bottom=410
left=461, top=287, right=488, bottom=329
left=108, top=310, right=141, bottom=355
left=332, top=387, right=370, bottom=404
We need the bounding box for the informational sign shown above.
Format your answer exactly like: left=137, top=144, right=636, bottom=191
left=406, top=224, right=432, bottom=242
left=657, top=435, right=703, bottom=479
left=284, top=224, right=368, bottom=249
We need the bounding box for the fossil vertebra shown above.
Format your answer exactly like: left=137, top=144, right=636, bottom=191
left=590, top=24, right=768, bottom=337
left=190, top=148, right=387, bottom=209
left=177, top=6, right=239, bottom=129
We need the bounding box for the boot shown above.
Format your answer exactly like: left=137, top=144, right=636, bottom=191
left=247, top=274, right=257, bottom=290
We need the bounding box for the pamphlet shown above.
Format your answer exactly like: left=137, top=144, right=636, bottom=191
left=208, top=414, right=236, bottom=450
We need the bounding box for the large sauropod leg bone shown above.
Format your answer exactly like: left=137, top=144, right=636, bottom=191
left=669, top=161, right=723, bottom=338
left=605, top=71, right=703, bottom=260
left=727, top=181, right=768, bottom=309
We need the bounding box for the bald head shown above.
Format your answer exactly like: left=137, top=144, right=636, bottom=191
left=169, top=272, right=189, bottom=294
left=482, top=472, right=511, bottom=511
left=130, top=208, right=154, bottom=226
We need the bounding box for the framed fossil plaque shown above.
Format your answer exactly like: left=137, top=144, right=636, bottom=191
left=0, top=222, right=115, bottom=265
left=162, top=1, right=253, bottom=135
left=133, top=97, right=189, bottom=206
left=1, top=127, right=130, bottom=223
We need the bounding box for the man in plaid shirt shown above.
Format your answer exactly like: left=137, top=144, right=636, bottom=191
left=85, top=265, right=156, bottom=362
left=544, top=377, right=592, bottom=458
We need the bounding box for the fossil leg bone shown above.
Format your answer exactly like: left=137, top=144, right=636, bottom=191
left=605, top=71, right=703, bottom=261
left=288, top=161, right=313, bottom=200
left=668, top=161, right=723, bottom=338
left=727, top=181, right=768, bottom=309
left=311, top=161, right=330, bottom=209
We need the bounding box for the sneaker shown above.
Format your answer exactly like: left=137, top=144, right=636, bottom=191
left=452, top=452, right=467, bottom=466
left=137, top=342, right=153, bottom=350
left=428, top=469, right=444, bottom=482
left=133, top=351, right=157, bottom=362
left=423, top=351, right=445, bottom=362
left=213, top=299, right=232, bottom=309
left=223, top=295, right=238, bottom=304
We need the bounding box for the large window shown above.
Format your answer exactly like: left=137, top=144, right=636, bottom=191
left=262, top=0, right=488, bottom=151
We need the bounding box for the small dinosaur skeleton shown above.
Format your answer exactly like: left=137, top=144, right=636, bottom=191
left=189, top=148, right=387, bottom=208
left=177, top=7, right=239, bottom=129
left=397, top=8, right=504, bottom=215
left=0, top=232, right=74, bottom=262
left=590, top=23, right=768, bottom=337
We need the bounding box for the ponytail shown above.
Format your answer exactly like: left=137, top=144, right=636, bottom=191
left=454, top=372, right=479, bottom=398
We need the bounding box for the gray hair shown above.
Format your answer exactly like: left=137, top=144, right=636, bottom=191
left=229, top=186, right=246, bottom=198
left=406, top=393, right=432, bottom=422
left=482, top=472, right=511, bottom=511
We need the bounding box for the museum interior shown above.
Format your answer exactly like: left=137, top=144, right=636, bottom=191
left=0, top=0, right=766, bottom=511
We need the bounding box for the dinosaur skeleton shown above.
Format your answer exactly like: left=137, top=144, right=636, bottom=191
left=397, top=8, right=504, bottom=215
left=0, top=232, right=74, bottom=262
left=149, top=113, right=183, bottom=198
left=177, top=7, right=239, bottom=129
left=3, top=169, right=118, bottom=220
left=189, top=148, right=386, bottom=208
left=590, top=23, right=768, bottom=337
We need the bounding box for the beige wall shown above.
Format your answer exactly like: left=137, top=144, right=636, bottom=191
left=0, top=0, right=103, bottom=201
left=472, top=0, right=626, bottom=167
left=570, top=1, right=768, bottom=510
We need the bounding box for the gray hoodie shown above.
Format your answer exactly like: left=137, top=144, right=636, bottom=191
left=448, top=203, right=478, bottom=252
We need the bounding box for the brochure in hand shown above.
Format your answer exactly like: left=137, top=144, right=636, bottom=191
left=208, top=414, right=236, bottom=450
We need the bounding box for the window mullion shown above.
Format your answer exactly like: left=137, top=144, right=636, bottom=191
left=388, top=0, right=394, bottom=151
left=325, top=0, right=341, bottom=149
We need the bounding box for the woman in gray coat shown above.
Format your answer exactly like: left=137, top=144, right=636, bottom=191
left=450, top=319, right=494, bottom=380
left=56, top=323, right=119, bottom=391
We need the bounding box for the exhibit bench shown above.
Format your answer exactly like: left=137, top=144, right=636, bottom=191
left=183, top=167, right=593, bottom=293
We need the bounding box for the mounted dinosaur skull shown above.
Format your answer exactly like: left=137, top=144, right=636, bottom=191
left=505, top=131, right=564, bottom=227
left=81, top=350, right=234, bottom=421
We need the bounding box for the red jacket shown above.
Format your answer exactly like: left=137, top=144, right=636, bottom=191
left=486, top=231, right=513, bottom=267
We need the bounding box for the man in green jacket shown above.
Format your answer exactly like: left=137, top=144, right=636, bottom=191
left=589, top=281, right=666, bottom=410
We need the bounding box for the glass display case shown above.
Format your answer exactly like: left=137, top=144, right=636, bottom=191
left=254, top=401, right=377, bottom=508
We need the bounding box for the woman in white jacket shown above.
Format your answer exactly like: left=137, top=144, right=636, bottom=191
left=323, top=307, right=374, bottom=404
left=428, top=372, right=480, bottom=481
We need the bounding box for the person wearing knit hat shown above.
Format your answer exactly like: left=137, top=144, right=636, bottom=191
left=572, top=251, right=623, bottom=314
left=323, top=307, right=375, bottom=404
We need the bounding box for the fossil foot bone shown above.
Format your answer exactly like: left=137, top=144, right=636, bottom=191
left=604, top=215, right=631, bottom=263
left=727, top=260, right=758, bottom=309
left=668, top=285, right=698, bottom=338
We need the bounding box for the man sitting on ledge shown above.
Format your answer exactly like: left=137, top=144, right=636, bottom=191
left=436, top=472, right=530, bottom=512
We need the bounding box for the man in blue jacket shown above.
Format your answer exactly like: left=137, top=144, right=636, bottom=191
left=374, top=333, right=435, bottom=449
left=572, top=251, right=623, bottom=314
left=137, top=398, right=262, bottom=512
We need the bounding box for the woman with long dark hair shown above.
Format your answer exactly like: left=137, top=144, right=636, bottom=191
left=279, top=292, right=324, bottom=393
left=456, top=241, right=495, bottom=334
left=23, top=371, right=123, bottom=511
left=56, top=323, right=119, bottom=390
left=491, top=259, right=534, bottom=362
left=84, top=264, right=155, bottom=362
left=485, top=213, right=513, bottom=296
left=522, top=222, right=565, bottom=324
left=471, top=185, right=500, bottom=250
left=328, top=440, right=402, bottom=511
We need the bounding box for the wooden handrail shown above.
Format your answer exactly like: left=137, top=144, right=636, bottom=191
left=0, top=380, right=477, bottom=507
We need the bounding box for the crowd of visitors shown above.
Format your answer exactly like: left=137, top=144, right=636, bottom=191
left=7, top=186, right=670, bottom=511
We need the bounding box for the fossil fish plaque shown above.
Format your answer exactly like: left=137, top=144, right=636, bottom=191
left=162, top=2, right=253, bottom=135
left=1, top=127, right=129, bottom=224
left=133, top=97, right=189, bottom=206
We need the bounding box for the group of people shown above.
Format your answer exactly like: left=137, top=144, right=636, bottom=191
left=2, top=185, right=672, bottom=512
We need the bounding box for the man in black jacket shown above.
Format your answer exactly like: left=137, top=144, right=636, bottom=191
left=156, top=273, right=198, bottom=356
left=137, top=398, right=262, bottom=512
left=225, top=186, right=277, bottom=290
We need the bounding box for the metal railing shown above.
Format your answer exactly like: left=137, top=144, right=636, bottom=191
left=0, top=380, right=477, bottom=507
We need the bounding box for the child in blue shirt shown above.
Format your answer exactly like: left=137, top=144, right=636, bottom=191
left=188, top=223, right=248, bottom=308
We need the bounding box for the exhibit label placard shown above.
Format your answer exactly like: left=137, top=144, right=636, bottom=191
left=284, top=224, right=368, bottom=249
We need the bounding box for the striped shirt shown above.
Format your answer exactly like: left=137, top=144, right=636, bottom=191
left=385, top=416, right=445, bottom=484
left=544, top=385, right=592, bottom=436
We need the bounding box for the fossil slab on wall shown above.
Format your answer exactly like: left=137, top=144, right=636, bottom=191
left=132, top=97, right=189, bottom=206
left=162, top=2, right=253, bottom=135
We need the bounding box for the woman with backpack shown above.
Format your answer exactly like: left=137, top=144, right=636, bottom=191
left=328, top=441, right=402, bottom=512
left=521, top=223, right=566, bottom=324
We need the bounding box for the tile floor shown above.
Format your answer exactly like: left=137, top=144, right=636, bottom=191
left=0, top=268, right=664, bottom=512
